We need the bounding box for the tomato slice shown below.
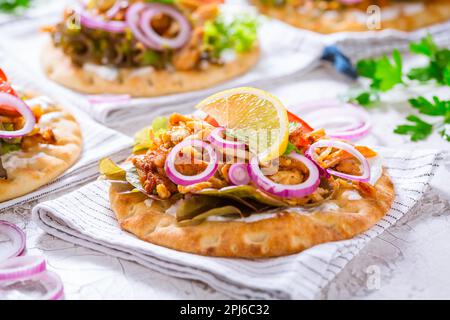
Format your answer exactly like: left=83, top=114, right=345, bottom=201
left=287, top=110, right=313, bottom=132
left=204, top=115, right=219, bottom=127
left=0, top=68, right=7, bottom=82
left=0, top=68, right=21, bottom=117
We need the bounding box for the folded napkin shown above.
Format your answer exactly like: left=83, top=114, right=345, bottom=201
left=32, top=148, right=442, bottom=299
left=0, top=54, right=132, bottom=211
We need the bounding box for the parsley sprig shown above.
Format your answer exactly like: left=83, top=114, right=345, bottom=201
left=408, top=35, right=450, bottom=85
left=348, top=35, right=449, bottom=108
left=394, top=96, right=450, bottom=141
left=0, top=0, right=30, bottom=13
left=346, top=35, right=450, bottom=142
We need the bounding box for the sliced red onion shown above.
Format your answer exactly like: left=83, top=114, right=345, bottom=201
left=79, top=10, right=127, bottom=33
left=39, top=271, right=64, bottom=300
left=139, top=4, right=191, bottom=50
left=228, top=163, right=250, bottom=186
left=0, top=270, right=64, bottom=300
left=248, top=153, right=320, bottom=198
left=0, top=221, right=26, bottom=261
left=295, top=100, right=371, bottom=140
left=304, top=153, right=330, bottom=179
left=208, top=127, right=246, bottom=150
left=165, top=139, right=218, bottom=186
left=306, top=140, right=370, bottom=182
left=87, top=94, right=131, bottom=104
left=126, top=2, right=190, bottom=50
left=0, top=256, right=46, bottom=282
left=106, top=0, right=128, bottom=19
left=0, top=93, right=35, bottom=139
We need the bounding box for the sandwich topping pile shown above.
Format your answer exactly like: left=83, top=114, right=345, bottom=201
left=43, top=0, right=260, bottom=96
left=101, top=88, right=395, bottom=258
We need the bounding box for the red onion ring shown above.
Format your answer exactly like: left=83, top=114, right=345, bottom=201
left=79, top=10, right=127, bottom=33
left=0, top=256, right=46, bottom=282
left=139, top=4, right=191, bottom=50
left=228, top=163, right=250, bottom=185
left=0, top=270, right=64, bottom=300
left=165, top=139, right=218, bottom=186
left=248, top=153, right=320, bottom=198
left=106, top=0, right=128, bottom=19
left=208, top=127, right=246, bottom=150
left=87, top=94, right=131, bottom=104
left=306, top=140, right=370, bottom=182
left=0, top=93, right=35, bottom=139
left=0, top=221, right=26, bottom=261
left=38, top=271, right=64, bottom=300
left=294, top=100, right=371, bottom=140
left=126, top=3, right=159, bottom=48
left=126, top=2, right=190, bottom=50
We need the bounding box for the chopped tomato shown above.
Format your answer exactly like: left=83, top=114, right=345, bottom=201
left=0, top=68, right=7, bottom=82
left=204, top=115, right=219, bottom=127
left=287, top=110, right=313, bottom=132
left=0, top=68, right=21, bottom=117
left=287, top=110, right=314, bottom=149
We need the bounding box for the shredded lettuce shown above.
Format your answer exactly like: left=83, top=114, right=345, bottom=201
left=0, top=123, right=22, bottom=156
left=132, top=116, right=168, bottom=154
left=203, top=14, right=259, bottom=59
left=98, top=158, right=126, bottom=180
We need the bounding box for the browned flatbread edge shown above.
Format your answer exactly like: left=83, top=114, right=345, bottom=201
left=0, top=94, right=82, bottom=203
left=109, top=171, right=395, bottom=258
left=253, top=1, right=450, bottom=33
left=42, top=42, right=260, bottom=97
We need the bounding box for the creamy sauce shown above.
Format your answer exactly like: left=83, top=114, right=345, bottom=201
left=83, top=63, right=119, bottom=81
left=368, top=155, right=383, bottom=186
left=144, top=199, right=154, bottom=208
left=129, top=66, right=154, bottom=78
left=220, top=49, right=237, bottom=64
left=1, top=152, right=47, bottom=171
left=165, top=199, right=183, bottom=217
left=25, top=96, right=53, bottom=111
left=342, top=190, right=362, bottom=201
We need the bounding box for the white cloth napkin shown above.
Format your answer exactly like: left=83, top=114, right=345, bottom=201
left=0, top=53, right=133, bottom=211
left=32, top=147, right=443, bottom=299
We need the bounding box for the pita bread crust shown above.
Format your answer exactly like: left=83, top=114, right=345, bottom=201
left=0, top=94, right=82, bottom=202
left=253, top=0, right=450, bottom=33
left=42, top=42, right=260, bottom=97
left=109, top=171, right=395, bottom=258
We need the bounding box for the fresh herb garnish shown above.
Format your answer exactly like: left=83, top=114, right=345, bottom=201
left=394, top=115, right=433, bottom=142
left=283, top=141, right=300, bottom=155
left=356, top=49, right=403, bottom=92
left=0, top=0, right=30, bottom=13
left=348, top=35, right=450, bottom=141
left=407, top=35, right=450, bottom=85
left=393, top=96, right=450, bottom=141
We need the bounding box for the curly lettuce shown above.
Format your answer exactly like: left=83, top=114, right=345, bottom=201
left=203, top=14, right=259, bottom=59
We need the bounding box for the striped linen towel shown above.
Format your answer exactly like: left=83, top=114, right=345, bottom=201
left=0, top=54, right=133, bottom=211
left=32, top=148, right=443, bottom=299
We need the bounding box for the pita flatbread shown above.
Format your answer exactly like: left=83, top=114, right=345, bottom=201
left=253, top=0, right=450, bottom=33
left=42, top=42, right=260, bottom=97
left=0, top=93, right=82, bottom=202
left=109, top=171, right=394, bottom=258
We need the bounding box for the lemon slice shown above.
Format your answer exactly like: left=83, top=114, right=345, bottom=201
left=196, top=87, right=289, bottom=161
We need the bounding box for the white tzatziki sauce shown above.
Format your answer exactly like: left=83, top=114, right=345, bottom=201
left=83, top=63, right=119, bottom=81
left=1, top=152, right=47, bottom=171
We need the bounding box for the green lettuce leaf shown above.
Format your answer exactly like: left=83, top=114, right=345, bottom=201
left=203, top=14, right=259, bottom=59
left=132, top=116, right=168, bottom=153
